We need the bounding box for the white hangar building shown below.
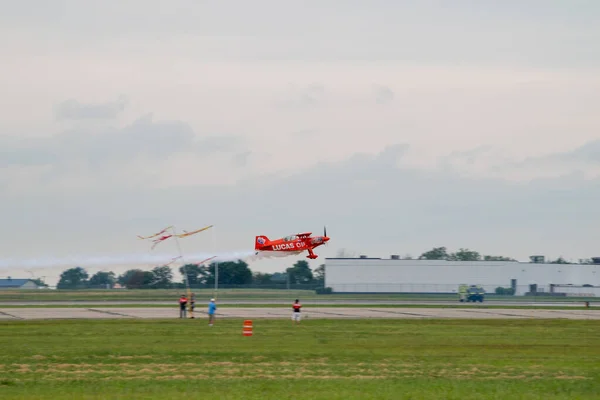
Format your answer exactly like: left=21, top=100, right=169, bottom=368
left=324, top=255, right=600, bottom=296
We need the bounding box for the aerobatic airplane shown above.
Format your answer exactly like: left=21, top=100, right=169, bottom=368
left=254, top=227, right=330, bottom=259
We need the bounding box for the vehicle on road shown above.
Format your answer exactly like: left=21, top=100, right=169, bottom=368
left=459, top=284, right=485, bottom=302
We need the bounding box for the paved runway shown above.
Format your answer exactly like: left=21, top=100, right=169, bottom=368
left=1, top=300, right=597, bottom=306
left=1, top=307, right=599, bottom=320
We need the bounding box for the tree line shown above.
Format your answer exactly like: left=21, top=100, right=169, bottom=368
left=336, top=246, right=582, bottom=263
left=416, top=246, right=582, bottom=264
left=54, top=259, right=325, bottom=290
left=44, top=246, right=590, bottom=289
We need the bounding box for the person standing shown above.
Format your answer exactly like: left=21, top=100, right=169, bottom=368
left=179, top=295, right=187, bottom=319
left=292, top=299, right=302, bottom=324
left=208, top=298, right=217, bottom=326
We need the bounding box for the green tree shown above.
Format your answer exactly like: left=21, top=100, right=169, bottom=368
left=314, top=264, right=325, bottom=284
left=150, top=265, right=173, bottom=288
left=205, top=260, right=252, bottom=285
left=550, top=257, right=570, bottom=264
left=57, top=267, right=89, bottom=289
left=286, top=260, right=314, bottom=284
left=88, top=271, right=116, bottom=288
left=483, top=255, right=515, bottom=261
left=419, top=247, right=448, bottom=260
left=179, top=264, right=207, bottom=286
left=420, top=247, right=516, bottom=262
left=31, top=278, right=48, bottom=288
left=448, top=248, right=481, bottom=261
left=118, top=269, right=154, bottom=289
left=270, top=272, right=287, bottom=282
left=252, top=272, right=273, bottom=284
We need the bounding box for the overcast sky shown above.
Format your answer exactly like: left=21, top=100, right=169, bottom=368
left=1, top=1, right=599, bottom=285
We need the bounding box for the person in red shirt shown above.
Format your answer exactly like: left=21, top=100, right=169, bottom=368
left=179, top=295, right=187, bottom=319
left=292, top=299, right=302, bottom=324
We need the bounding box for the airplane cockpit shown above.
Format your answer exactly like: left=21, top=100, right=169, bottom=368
left=283, top=235, right=298, bottom=241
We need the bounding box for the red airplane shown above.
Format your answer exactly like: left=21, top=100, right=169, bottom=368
left=254, top=227, right=330, bottom=259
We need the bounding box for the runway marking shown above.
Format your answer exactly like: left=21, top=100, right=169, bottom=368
left=455, top=309, right=541, bottom=319
left=0, top=309, right=22, bottom=320
left=365, top=309, right=434, bottom=318
left=0, top=307, right=597, bottom=320
left=305, top=309, right=359, bottom=317
left=538, top=309, right=600, bottom=317
left=87, top=308, right=139, bottom=318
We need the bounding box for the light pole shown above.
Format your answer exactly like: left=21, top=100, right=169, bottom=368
left=214, top=261, right=219, bottom=299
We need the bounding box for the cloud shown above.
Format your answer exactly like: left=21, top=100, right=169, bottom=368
left=4, top=2, right=599, bottom=68
left=232, top=151, right=252, bottom=168
left=373, top=85, right=394, bottom=104
left=290, top=129, right=316, bottom=137
left=199, top=136, right=245, bottom=154
left=11, top=142, right=597, bottom=241
left=444, top=145, right=495, bottom=165
left=55, top=96, right=128, bottom=120
left=3, top=1, right=600, bottom=285
left=437, top=145, right=513, bottom=173
left=432, top=138, right=600, bottom=182
left=273, top=83, right=325, bottom=109
left=0, top=112, right=243, bottom=169
left=2, top=142, right=599, bottom=285
left=479, top=139, right=600, bottom=181
left=529, top=139, right=600, bottom=164
left=0, top=107, right=249, bottom=196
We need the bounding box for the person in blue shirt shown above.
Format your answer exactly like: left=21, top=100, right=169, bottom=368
left=208, top=298, right=217, bottom=326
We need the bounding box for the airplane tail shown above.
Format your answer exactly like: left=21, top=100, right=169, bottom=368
left=255, top=235, right=269, bottom=250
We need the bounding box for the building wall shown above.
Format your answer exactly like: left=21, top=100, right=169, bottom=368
left=0, top=279, right=38, bottom=290
left=324, top=258, right=600, bottom=295
left=552, top=285, right=600, bottom=297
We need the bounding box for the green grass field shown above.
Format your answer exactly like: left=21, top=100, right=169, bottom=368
left=0, top=303, right=597, bottom=310
left=0, top=288, right=596, bottom=303
left=1, top=319, right=599, bottom=399
left=0, top=289, right=455, bottom=301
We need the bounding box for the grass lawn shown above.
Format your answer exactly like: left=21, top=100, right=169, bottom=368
left=1, top=288, right=596, bottom=303
left=1, top=319, right=599, bottom=399
left=0, top=289, right=456, bottom=301
left=0, top=303, right=597, bottom=310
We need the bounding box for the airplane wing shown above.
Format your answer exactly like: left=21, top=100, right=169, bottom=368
left=296, top=232, right=312, bottom=237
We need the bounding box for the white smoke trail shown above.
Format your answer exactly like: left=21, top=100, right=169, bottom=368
left=0, top=249, right=299, bottom=270
left=245, top=251, right=304, bottom=262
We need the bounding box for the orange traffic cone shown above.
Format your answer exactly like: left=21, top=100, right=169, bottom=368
left=243, top=319, right=253, bottom=336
